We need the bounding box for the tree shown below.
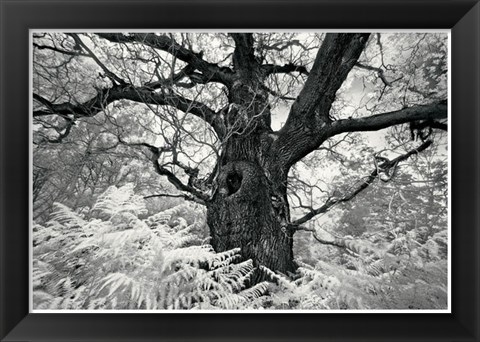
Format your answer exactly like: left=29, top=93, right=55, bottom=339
left=32, top=32, right=448, bottom=277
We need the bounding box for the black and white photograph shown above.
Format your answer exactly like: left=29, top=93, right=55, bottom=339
left=31, top=31, right=449, bottom=311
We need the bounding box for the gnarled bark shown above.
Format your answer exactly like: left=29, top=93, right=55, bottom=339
left=207, top=161, right=295, bottom=275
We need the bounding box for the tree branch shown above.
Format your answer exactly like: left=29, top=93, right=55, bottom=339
left=229, top=33, right=258, bottom=80
left=291, top=139, right=433, bottom=226
left=262, top=63, right=310, bottom=76
left=151, top=158, right=208, bottom=205
left=33, top=42, right=90, bottom=57
left=296, top=226, right=347, bottom=247
left=143, top=192, right=204, bottom=204
left=288, top=33, right=370, bottom=123
left=270, top=33, right=370, bottom=169
left=36, top=118, right=76, bottom=144
left=33, top=84, right=225, bottom=138
left=95, top=33, right=234, bottom=86
left=298, top=226, right=382, bottom=258
left=355, top=62, right=392, bottom=87
left=259, top=39, right=309, bottom=52
left=67, top=33, right=126, bottom=86
left=328, top=100, right=447, bottom=136
left=118, top=138, right=208, bottom=205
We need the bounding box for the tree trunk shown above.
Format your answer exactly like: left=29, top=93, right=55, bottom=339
left=206, top=34, right=297, bottom=277
left=206, top=81, right=296, bottom=276
left=207, top=160, right=296, bottom=276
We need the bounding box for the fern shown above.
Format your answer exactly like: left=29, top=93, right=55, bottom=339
left=92, top=184, right=147, bottom=218
left=33, top=184, right=263, bottom=310
left=33, top=183, right=447, bottom=310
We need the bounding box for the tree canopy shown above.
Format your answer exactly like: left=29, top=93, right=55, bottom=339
left=32, top=32, right=448, bottom=310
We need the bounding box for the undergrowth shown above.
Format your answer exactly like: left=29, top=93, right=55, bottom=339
left=33, top=184, right=447, bottom=310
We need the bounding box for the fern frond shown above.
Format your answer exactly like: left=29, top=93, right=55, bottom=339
left=93, top=184, right=147, bottom=217
left=239, top=281, right=270, bottom=301
left=49, top=203, right=86, bottom=227
left=259, top=265, right=295, bottom=290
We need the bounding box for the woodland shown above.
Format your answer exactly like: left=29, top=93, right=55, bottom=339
left=32, top=32, right=448, bottom=310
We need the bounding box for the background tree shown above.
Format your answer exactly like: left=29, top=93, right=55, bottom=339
left=33, top=32, right=448, bottom=277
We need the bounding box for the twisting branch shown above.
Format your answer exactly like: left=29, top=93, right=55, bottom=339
left=95, top=33, right=234, bottom=85
left=259, top=39, right=309, bottom=52
left=67, top=33, right=126, bottom=86
left=328, top=100, right=447, bottom=136
left=355, top=62, right=393, bottom=87
left=229, top=33, right=258, bottom=80
left=295, top=226, right=347, bottom=248
left=34, top=118, right=76, bottom=144
left=270, top=33, right=370, bottom=169
left=296, top=226, right=381, bottom=257
left=355, top=61, right=403, bottom=100
left=145, top=63, right=197, bottom=89
left=151, top=157, right=208, bottom=205
left=143, top=193, right=202, bottom=203
left=288, top=33, right=370, bottom=122
left=33, top=42, right=90, bottom=57
left=262, top=63, right=310, bottom=76
left=33, top=83, right=225, bottom=138
left=117, top=137, right=208, bottom=205
left=291, top=139, right=433, bottom=227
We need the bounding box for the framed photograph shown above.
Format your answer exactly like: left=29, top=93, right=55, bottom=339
left=1, top=0, right=479, bottom=341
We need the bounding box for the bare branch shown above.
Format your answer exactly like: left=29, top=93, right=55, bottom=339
left=33, top=42, right=89, bottom=57
left=291, top=140, right=433, bottom=226
left=355, top=62, right=393, bottom=87
left=143, top=192, right=204, bottom=204
left=118, top=137, right=208, bottom=205
left=329, top=100, right=447, bottom=136
left=288, top=33, right=370, bottom=123
left=259, top=39, right=308, bottom=52
left=229, top=33, right=258, bottom=80
left=36, top=119, right=76, bottom=144
left=67, top=33, right=126, bottom=86
left=151, top=159, right=208, bottom=205
left=296, top=226, right=351, bottom=249
left=262, top=63, right=310, bottom=76
left=95, top=33, right=234, bottom=85
left=33, top=84, right=225, bottom=138
left=270, top=33, right=370, bottom=169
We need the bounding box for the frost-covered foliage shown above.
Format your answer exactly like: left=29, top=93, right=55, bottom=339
left=291, top=225, right=448, bottom=310
left=33, top=183, right=447, bottom=311
left=290, top=144, right=448, bottom=310
left=33, top=184, right=268, bottom=310
left=31, top=32, right=448, bottom=311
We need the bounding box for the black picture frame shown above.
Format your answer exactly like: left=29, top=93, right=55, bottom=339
left=1, top=0, right=479, bottom=341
